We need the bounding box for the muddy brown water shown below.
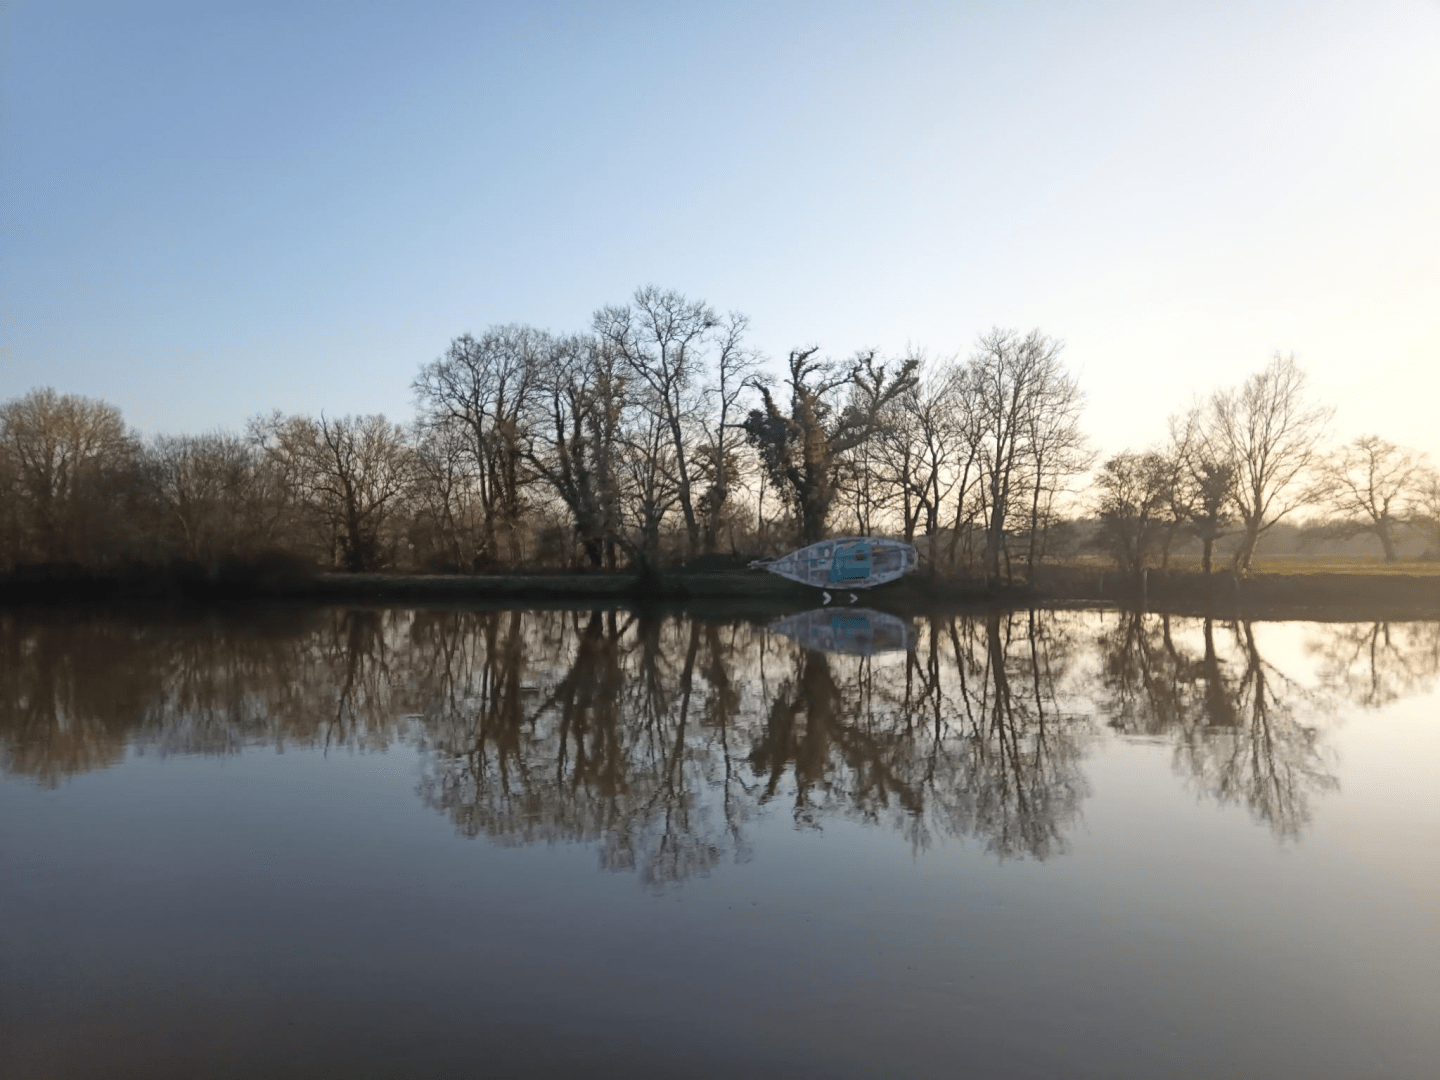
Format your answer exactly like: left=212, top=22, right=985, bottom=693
left=2, top=608, right=1437, bottom=1079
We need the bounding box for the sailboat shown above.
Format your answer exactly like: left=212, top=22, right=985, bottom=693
left=750, top=536, right=918, bottom=589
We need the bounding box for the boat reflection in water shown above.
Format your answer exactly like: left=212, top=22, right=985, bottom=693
left=769, top=607, right=917, bottom=656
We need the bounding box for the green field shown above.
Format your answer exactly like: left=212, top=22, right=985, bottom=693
left=1245, top=556, right=1440, bottom=577
left=1059, top=554, right=1440, bottom=577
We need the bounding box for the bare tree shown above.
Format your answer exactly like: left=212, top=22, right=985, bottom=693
left=149, top=432, right=255, bottom=562
left=836, top=410, right=894, bottom=536
left=695, top=312, right=760, bottom=554
left=741, top=347, right=919, bottom=545
left=1164, top=409, right=1235, bottom=574
left=1206, top=353, right=1332, bottom=572
left=1092, top=451, right=1172, bottom=572
left=616, top=410, right=680, bottom=573
left=0, top=388, right=139, bottom=564
left=1318, top=435, right=1427, bottom=562
left=413, top=327, right=539, bottom=564
left=873, top=351, right=973, bottom=568
left=1407, top=466, right=1440, bottom=559
left=0, top=443, right=19, bottom=572
left=871, top=382, right=928, bottom=543
left=320, top=414, right=413, bottom=571
left=1020, top=347, right=1088, bottom=580
left=1185, top=460, right=1235, bottom=574
left=969, top=329, right=1072, bottom=585
left=594, top=287, right=718, bottom=558
left=942, top=362, right=987, bottom=571
left=245, top=411, right=325, bottom=557
left=409, top=417, right=485, bottom=570
left=526, top=334, right=627, bottom=568
left=262, top=414, right=411, bottom=571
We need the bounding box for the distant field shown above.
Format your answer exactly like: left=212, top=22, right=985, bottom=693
left=1244, top=557, right=1440, bottom=577
left=1058, top=554, right=1440, bottom=577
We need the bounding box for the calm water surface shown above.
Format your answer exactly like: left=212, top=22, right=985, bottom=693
left=2, top=608, right=1437, bottom=1079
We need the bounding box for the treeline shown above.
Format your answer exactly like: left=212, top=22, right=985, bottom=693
left=1094, top=354, right=1440, bottom=570
left=2, top=285, right=1436, bottom=582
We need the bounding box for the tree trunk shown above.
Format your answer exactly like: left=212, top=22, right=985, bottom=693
left=1378, top=518, right=1397, bottom=562
left=1026, top=478, right=1042, bottom=584
left=984, top=497, right=1006, bottom=586
left=1159, top=520, right=1179, bottom=571
left=670, top=417, right=699, bottom=558
left=1232, top=524, right=1259, bottom=573
left=701, top=481, right=725, bottom=555
left=801, top=499, right=826, bottom=545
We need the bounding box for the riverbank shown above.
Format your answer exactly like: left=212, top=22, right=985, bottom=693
left=0, top=564, right=990, bottom=614
left=1030, top=565, right=1440, bottom=620
left=5, top=561, right=1440, bottom=620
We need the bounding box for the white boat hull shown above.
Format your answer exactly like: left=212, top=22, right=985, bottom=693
left=753, top=536, right=917, bottom=589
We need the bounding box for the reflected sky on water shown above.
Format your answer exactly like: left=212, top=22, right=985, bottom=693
left=2, top=607, right=1437, bottom=1078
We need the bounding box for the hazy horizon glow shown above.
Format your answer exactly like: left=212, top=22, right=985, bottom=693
left=2, top=1, right=1437, bottom=463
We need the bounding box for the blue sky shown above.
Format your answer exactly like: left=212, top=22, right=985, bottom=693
left=3, top=1, right=1437, bottom=461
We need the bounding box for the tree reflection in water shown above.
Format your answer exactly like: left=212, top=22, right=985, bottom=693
left=0, top=608, right=416, bottom=785
left=415, top=611, right=760, bottom=886
left=3, top=607, right=1434, bottom=879
left=747, top=610, right=1090, bottom=859
left=1094, top=612, right=1341, bottom=838
left=1305, top=620, right=1440, bottom=709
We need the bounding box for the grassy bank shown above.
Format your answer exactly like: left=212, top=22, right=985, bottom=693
left=5, top=560, right=1440, bottom=621
left=1061, top=554, right=1440, bottom=577
left=298, top=569, right=997, bottom=614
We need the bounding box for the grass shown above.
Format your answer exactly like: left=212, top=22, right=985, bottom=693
left=1058, top=554, right=1440, bottom=577
left=1243, top=556, right=1440, bottom=577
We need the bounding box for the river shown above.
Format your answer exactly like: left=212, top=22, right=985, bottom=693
left=2, top=607, right=1437, bottom=1078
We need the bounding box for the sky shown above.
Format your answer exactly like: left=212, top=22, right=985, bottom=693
left=2, top=0, right=1437, bottom=463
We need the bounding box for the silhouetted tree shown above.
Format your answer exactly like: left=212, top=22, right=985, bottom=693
left=1318, top=435, right=1428, bottom=562
left=526, top=335, right=627, bottom=567
left=1092, top=450, right=1173, bottom=572
left=251, top=413, right=411, bottom=571
left=968, top=329, right=1077, bottom=585
left=616, top=411, right=680, bottom=572
left=0, top=388, right=143, bottom=565
left=1165, top=409, right=1235, bottom=574
left=1020, top=347, right=1089, bottom=580
left=872, top=351, right=969, bottom=554
left=696, top=313, right=761, bottom=554
left=413, top=327, right=541, bottom=564
left=742, top=347, right=919, bottom=544
left=408, top=417, right=486, bottom=570
left=1413, top=467, right=1440, bottom=558
left=149, top=432, right=255, bottom=563
left=1206, top=353, right=1332, bottom=572
left=595, top=287, right=718, bottom=558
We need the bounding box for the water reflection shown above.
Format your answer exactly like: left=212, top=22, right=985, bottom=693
left=3, top=607, right=1434, bottom=879
left=416, top=612, right=754, bottom=886
left=1306, top=620, right=1440, bottom=709
left=1092, top=613, right=1346, bottom=837
left=770, top=607, right=917, bottom=655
